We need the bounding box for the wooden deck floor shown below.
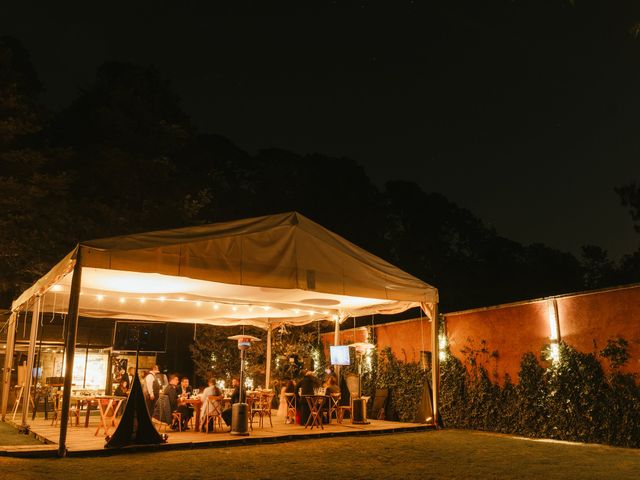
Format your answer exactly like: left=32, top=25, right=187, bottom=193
left=19, top=412, right=431, bottom=456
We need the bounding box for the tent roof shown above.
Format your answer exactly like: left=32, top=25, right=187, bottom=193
left=12, top=212, right=437, bottom=328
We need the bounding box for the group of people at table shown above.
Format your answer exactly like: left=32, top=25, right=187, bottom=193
left=114, top=365, right=343, bottom=432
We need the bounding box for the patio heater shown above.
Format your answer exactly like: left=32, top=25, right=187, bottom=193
left=227, top=334, right=261, bottom=436
left=349, top=342, right=375, bottom=424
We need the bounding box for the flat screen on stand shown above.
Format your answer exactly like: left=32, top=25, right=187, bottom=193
left=330, top=345, right=351, bottom=366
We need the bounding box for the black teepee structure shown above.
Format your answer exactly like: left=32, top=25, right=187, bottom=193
left=105, top=373, right=164, bottom=448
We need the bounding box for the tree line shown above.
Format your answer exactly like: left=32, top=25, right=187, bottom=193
left=0, top=36, right=638, bottom=312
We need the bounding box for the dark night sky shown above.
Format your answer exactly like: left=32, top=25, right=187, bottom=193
left=3, top=1, right=639, bottom=258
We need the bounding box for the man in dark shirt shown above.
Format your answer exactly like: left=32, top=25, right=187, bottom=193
left=221, top=377, right=245, bottom=428
left=164, top=374, right=193, bottom=430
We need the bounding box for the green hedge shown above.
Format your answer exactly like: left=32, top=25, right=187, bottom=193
left=343, top=339, right=431, bottom=423
left=440, top=338, right=640, bottom=448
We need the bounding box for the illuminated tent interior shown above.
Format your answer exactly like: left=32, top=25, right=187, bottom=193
left=11, top=211, right=438, bottom=326
left=2, top=211, right=439, bottom=452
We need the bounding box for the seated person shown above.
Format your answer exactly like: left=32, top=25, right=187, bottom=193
left=114, top=379, right=129, bottom=397
left=200, top=378, right=222, bottom=429
left=164, top=374, right=193, bottom=430
left=324, top=375, right=340, bottom=395
left=177, top=376, right=195, bottom=419
left=296, top=370, right=318, bottom=425
left=176, top=376, right=193, bottom=397
left=114, top=379, right=129, bottom=417
left=323, top=375, right=341, bottom=422
left=202, top=378, right=222, bottom=398
left=221, top=377, right=245, bottom=429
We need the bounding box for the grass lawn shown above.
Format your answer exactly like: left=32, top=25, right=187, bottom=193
left=0, top=422, right=44, bottom=447
left=2, top=429, right=640, bottom=480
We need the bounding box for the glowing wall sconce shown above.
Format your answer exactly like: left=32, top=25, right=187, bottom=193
left=547, top=299, right=561, bottom=363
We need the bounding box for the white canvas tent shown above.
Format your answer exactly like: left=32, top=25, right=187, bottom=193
left=1, top=212, right=439, bottom=454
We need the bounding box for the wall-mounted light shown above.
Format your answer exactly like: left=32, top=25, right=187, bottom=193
left=438, top=334, right=447, bottom=361
left=547, top=299, right=561, bottom=363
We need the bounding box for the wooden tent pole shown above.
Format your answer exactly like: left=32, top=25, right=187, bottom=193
left=20, top=296, right=41, bottom=429
left=334, top=317, right=341, bottom=380
left=430, top=303, right=440, bottom=426
left=1, top=312, right=17, bottom=421
left=58, top=248, right=83, bottom=457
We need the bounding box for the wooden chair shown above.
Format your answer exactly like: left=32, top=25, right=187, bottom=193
left=328, top=393, right=341, bottom=423
left=284, top=392, right=296, bottom=423
left=250, top=392, right=274, bottom=429
left=171, top=411, right=182, bottom=431
left=260, top=392, right=275, bottom=428
left=203, top=395, right=224, bottom=433
left=51, top=392, right=80, bottom=426
left=337, top=397, right=352, bottom=424
left=94, top=397, right=124, bottom=437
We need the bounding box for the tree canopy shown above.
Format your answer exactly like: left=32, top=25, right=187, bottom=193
left=0, top=36, right=637, bottom=312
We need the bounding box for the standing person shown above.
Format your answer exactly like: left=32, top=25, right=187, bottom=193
left=144, top=365, right=162, bottom=415
left=157, top=366, right=169, bottom=390
left=123, top=367, right=135, bottom=390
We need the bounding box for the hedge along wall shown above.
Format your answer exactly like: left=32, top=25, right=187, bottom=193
left=443, top=283, right=640, bottom=381
left=445, top=301, right=548, bottom=382
left=558, top=285, right=640, bottom=374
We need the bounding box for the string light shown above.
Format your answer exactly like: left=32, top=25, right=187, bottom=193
left=57, top=290, right=338, bottom=321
